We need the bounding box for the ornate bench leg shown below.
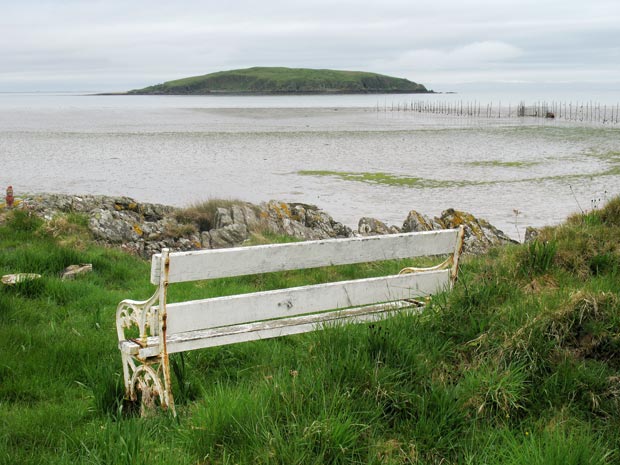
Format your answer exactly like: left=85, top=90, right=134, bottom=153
left=130, top=363, right=167, bottom=415
left=120, top=351, right=175, bottom=415
left=117, top=288, right=176, bottom=416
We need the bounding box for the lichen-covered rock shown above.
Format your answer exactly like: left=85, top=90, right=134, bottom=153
left=395, top=208, right=516, bottom=254
left=214, top=207, right=234, bottom=229
left=89, top=209, right=142, bottom=243
left=259, top=201, right=352, bottom=240
left=402, top=210, right=441, bottom=232
left=14, top=192, right=515, bottom=258
left=231, top=204, right=260, bottom=230
left=18, top=193, right=197, bottom=257
left=524, top=226, right=541, bottom=243
left=205, top=224, right=249, bottom=249
left=437, top=208, right=515, bottom=254
left=358, top=217, right=391, bottom=235
left=22, top=193, right=173, bottom=221
left=18, top=194, right=353, bottom=256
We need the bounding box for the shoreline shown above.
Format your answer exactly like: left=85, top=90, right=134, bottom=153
left=2, top=192, right=517, bottom=258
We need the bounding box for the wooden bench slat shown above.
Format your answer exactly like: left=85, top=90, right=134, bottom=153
left=165, top=269, right=449, bottom=335
left=122, top=300, right=421, bottom=358
left=151, top=230, right=459, bottom=284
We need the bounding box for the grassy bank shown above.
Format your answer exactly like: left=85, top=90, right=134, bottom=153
left=1, top=199, right=619, bottom=464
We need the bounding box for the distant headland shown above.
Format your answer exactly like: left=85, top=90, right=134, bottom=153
left=122, top=67, right=432, bottom=95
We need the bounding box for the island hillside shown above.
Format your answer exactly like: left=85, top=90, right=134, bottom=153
left=128, top=67, right=430, bottom=95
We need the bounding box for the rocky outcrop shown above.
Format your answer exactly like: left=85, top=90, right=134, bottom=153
left=21, top=194, right=201, bottom=257
left=25, top=194, right=173, bottom=221
left=14, top=194, right=352, bottom=257
left=202, top=224, right=249, bottom=249
left=358, top=217, right=400, bottom=235
left=12, top=193, right=515, bottom=257
left=356, top=208, right=515, bottom=253
left=402, top=210, right=443, bottom=232
left=261, top=201, right=352, bottom=240
left=401, top=208, right=516, bottom=254
left=200, top=201, right=354, bottom=249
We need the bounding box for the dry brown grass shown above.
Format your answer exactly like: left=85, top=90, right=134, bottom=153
left=174, top=198, right=251, bottom=231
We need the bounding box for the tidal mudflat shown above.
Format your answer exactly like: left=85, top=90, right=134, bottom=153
left=1, top=93, right=619, bottom=238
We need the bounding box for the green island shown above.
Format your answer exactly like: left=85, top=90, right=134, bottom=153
left=127, top=67, right=430, bottom=95
left=1, top=197, right=620, bottom=464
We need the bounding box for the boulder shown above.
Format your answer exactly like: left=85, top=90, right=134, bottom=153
left=402, top=210, right=441, bottom=232
left=399, top=208, right=516, bottom=254
left=204, top=224, right=249, bottom=249
left=437, top=209, right=515, bottom=254
left=214, top=207, right=234, bottom=229
left=358, top=217, right=391, bottom=235
left=259, top=201, right=352, bottom=240
left=231, top=204, right=260, bottom=230
left=89, top=209, right=142, bottom=243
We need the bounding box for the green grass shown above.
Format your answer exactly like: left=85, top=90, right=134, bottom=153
left=129, top=67, right=429, bottom=95
left=298, top=164, right=620, bottom=189
left=1, top=198, right=620, bottom=464
left=298, top=170, right=464, bottom=188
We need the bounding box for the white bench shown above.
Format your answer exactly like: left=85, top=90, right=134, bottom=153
left=116, top=227, right=464, bottom=414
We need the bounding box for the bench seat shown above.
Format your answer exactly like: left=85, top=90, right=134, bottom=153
left=120, top=299, right=422, bottom=359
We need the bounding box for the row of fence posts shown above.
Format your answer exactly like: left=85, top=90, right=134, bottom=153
left=376, top=100, right=620, bottom=124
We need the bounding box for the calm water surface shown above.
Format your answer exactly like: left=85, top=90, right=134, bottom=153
left=1, top=92, right=619, bottom=239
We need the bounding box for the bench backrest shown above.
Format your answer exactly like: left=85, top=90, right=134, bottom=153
left=150, top=229, right=463, bottom=335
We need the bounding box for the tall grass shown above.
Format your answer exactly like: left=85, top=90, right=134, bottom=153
left=1, top=199, right=620, bottom=463
left=519, top=240, right=558, bottom=276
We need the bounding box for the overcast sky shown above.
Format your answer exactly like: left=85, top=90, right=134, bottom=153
left=2, top=0, right=619, bottom=92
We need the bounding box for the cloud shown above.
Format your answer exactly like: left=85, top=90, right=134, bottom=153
left=391, top=41, right=524, bottom=72
left=0, top=0, right=619, bottom=91
left=453, top=41, right=523, bottom=62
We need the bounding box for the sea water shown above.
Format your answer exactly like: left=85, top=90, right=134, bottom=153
left=1, top=92, right=619, bottom=239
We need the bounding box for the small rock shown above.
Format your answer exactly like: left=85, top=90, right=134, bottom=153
left=2, top=273, right=42, bottom=285
left=358, top=217, right=390, bottom=235
left=61, top=264, right=93, bottom=280
left=524, top=226, right=540, bottom=243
